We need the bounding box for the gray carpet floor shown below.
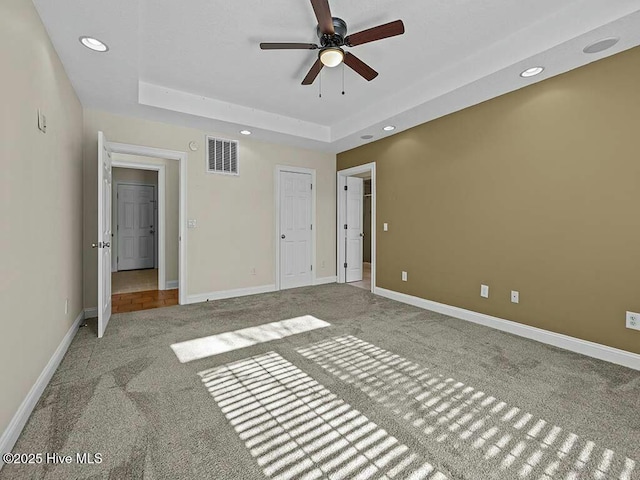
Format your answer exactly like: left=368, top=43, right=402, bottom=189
left=1, top=284, right=638, bottom=480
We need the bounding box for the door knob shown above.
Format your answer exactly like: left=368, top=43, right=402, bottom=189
left=92, top=242, right=100, bottom=249
left=360, top=233, right=365, bottom=237
left=281, top=234, right=286, bottom=239
left=104, top=242, right=110, bottom=248
left=150, top=230, right=156, bottom=234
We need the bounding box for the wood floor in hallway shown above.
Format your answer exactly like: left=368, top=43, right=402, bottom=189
left=112, top=268, right=158, bottom=294
left=112, top=289, right=178, bottom=313
left=347, top=262, right=372, bottom=290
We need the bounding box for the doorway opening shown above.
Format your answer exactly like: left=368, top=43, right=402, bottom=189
left=347, top=177, right=372, bottom=290
left=337, top=163, right=376, bottom=292
left=96, top=132, right=187, bottom=337
left=112, top=168, right=158, bottom=294
left=110, top=156, right=180, bottom=313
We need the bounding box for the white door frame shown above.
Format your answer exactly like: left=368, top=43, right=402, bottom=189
left=108, top=143, right=187, bottom=306
left=275, top=165, right=316, bottom=291
left=337, top=163, right=376, bottom=291
left=112, top=181, right=159, bottom=274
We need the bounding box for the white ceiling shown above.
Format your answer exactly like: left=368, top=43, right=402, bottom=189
left=33, top=0, right=640, bottom=153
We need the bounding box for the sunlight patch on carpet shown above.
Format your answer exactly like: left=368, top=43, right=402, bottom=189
left=198, top=352, right=448, bottom=479
left=297, top=335, right=637, bottom=480
left=171, top=315, right=330, bottom=363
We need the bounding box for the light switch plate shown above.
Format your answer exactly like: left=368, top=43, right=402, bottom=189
left=480, top=284, right=489, bottom=298
left=511, top=290, right=519, bottom=304
left=383, top=223, right=388, bottom=231
left=401, top=271, right=407, bottom=282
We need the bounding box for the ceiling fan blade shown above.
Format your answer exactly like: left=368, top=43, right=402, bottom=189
left=345, top=20, right=405, bottom=47
left=302, top=58, right=324, bottom=85
left=343, top=52, right=378, bottom=81
left=260, top=43, right=318, bottom=50
left=310, top=0, right=334, bottom=35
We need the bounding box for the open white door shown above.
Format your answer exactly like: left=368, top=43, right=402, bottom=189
left=280, top=171, right=313, bottom=289
left=345, top=176, right=364, bottom=282
left=97, top=132, right=112, bottom=338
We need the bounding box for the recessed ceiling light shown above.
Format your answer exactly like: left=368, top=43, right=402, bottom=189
left=240, top=130, right=252, bottom=135
left=583, top=37, right=619, bottom=54
left=361, top=135, right=374, bottom=140
left=79, top=36, right=109, bottom=52
left=383, top=125, right=396, bottom=132
left=520, top=66, right=544, bottom=78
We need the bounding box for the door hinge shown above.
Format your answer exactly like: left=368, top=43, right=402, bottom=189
left=344, top=185, right=348, bottom=191
left=310, top=184, right=313, bottom=190
left=344, top=224, right=347, bottom=230
left=311, top=265, right=313, bottom=271
left=310, top=224, right=313, bottom=230
left=344, top=263, right=347, bottom=268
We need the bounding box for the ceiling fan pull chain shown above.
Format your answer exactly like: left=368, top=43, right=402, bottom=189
left=342, top=63, right=345, bottom=95
left=319, top=69, right=322, bottom=98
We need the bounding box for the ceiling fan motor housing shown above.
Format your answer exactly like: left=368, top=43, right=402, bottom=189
left=318, top=17, right=348, bottom=47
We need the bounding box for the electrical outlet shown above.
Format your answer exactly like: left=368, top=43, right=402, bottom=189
left=480, top=284, right=489, bottom=298
left=627, top=311, right=640, bottom=331
left=251, top=267, right=256, bottom=276
left=401, top=271, right=408, bottom=282
left=511, top=291, right=519, bottom=304
left=321, top=260, right=326, bottom=268
left=187, top=219, right=197, bottom=229
left=65, top=298, right=69, bottom=314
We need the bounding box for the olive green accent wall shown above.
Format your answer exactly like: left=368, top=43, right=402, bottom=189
left=338, top=47, right=640, bottom=355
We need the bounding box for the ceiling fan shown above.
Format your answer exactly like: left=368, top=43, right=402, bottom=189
left=260, top=0, right=405, bottom=85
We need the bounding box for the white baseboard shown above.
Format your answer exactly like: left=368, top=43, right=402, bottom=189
left=186, top=284, right=276, bottom=305
left=165, top=280, right=179, bottom=289
left=84, top=307, right=97, bottom=319
left=374, top=287, right=640, bottom=371
left=314, top=276, right=337, bottom=285
left=0, top=310, right=85, bottom=466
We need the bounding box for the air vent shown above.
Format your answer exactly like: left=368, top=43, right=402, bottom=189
left=206, top=137, right=239, bottom=175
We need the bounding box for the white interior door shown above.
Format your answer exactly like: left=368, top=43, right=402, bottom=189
left=280, top=171, right=312, bottom=289
left=97, top=131, right=112, bottom=338
left=345, top=176, right=364, bottom=282
left=117, top=184, right=155, bottom=271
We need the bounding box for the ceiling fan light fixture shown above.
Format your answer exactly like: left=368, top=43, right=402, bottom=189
left=320, top=47, right=344, bottom=68
left=258, top=2, right=405, bottom=85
